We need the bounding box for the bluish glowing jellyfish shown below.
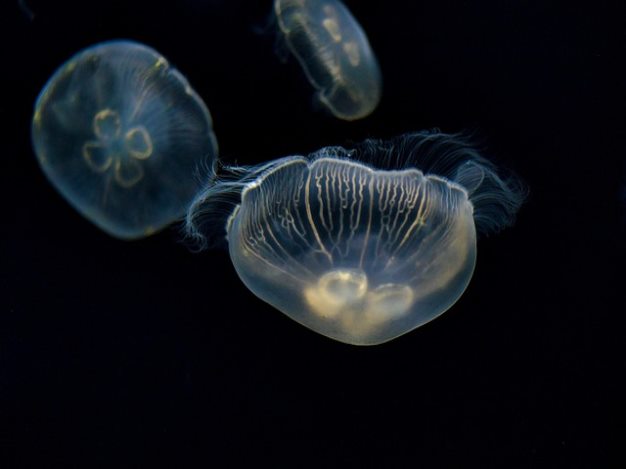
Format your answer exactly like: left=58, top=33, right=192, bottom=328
left=32, top=40, right=218, bottom=240
left=274, top=0, right=382, bottom=120
left=187, top=132, right=525, bottom=345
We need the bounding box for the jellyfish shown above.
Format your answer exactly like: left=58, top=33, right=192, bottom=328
left=273, top=0, right=382, bottom=120
left=31, top=40, right=218, bottom=240
left=187, top=131, right=525, bottom=345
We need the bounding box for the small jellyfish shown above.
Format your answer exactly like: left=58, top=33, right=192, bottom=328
left=187, top=132, right=525, bottom=345
left=274, top=0, right=382, bottom=120
left=32, top=40, right=218, bottom=239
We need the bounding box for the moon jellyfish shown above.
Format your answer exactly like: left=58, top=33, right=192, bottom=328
left=274, top=0, right=382, bottom=120
left=31, top=40, right=218, bottom=240
left=187, top=132, right=525, bottom=345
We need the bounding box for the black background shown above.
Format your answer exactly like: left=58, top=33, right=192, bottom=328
left=1, top=0, right=625, bottom=467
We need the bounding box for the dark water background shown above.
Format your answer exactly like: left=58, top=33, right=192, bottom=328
left=1, top=0, right=625, bottom=467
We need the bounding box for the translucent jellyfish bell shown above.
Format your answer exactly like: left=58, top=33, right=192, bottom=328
left=32, top=40, right=218, bottom=239
left=274, top=0, right=382, bottom=120
left=188, top=132, right=525, bottom=345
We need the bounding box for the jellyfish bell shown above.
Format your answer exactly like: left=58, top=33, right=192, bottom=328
left=225, top=155, right=476, bottom=345
left=273, top=0, right=382, bottom=121
left=32, top=40, right=218, bottom=240
left=187, top=131, right=525, bottom=345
